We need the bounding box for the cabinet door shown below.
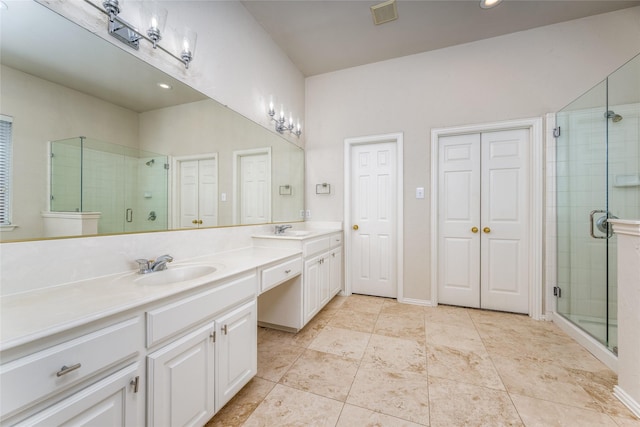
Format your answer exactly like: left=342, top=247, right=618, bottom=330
left=329, top=246, right=343, bottom=297
left=215, top=300, right=257, bottom=411
left=147, top=322, right=215, bottom=427
left=319, top=254, right=331, bottom=307
left=303, top=255, right=322, bottom=323
left=16, top=363, right=142, bottom=427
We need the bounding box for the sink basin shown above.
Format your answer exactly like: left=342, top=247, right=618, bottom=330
left=283, top=230, right=312, bottom=236
left=135, top=265, right=217, bottom=286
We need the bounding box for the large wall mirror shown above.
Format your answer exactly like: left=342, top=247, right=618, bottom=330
left=0, top=1, right=304, bottom=242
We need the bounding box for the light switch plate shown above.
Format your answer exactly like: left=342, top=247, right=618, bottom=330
left=416, top=187, right=425, bottom=199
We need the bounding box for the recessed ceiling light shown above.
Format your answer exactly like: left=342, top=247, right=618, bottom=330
left=157, top=82, right=172, bottom=90
left=480, top=0, right=503, bottom=9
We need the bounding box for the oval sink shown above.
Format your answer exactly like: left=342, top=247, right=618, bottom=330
left=283, top=230, right=312, bottom=236
left=135, top=265, right=217, bottom=286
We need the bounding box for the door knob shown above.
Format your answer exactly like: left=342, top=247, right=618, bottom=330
left=471, top=227, right=478, bottom=233
left=198, top=220, right=203, bottom=225
left=192, top=220, right=198, bottom=224
left=353, top=225, right=359, bottom=230
left=483, top=227, right=491, bottom=233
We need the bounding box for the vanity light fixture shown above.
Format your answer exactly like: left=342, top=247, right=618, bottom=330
left=268, top=100, right=302, bottom=137
left=479, top=0, right=503, bottom=9
left=86, top=0, right=196, bottom=69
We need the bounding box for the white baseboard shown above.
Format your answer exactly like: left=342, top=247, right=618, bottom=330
left=400, top=297, right=434, bottom=307
left=614, top=386, right=640, bottom=419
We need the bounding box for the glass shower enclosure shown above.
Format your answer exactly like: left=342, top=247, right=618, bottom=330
left=555, top=54, right=640, bottom=354
left=50, top=136, right=169, bottom=235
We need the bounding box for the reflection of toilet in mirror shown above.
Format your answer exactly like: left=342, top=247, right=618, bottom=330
left=41, top=211, right=101, bottom=237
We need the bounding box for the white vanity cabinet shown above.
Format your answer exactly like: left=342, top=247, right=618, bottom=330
left=145, top=272, right=257, bottom=427
left=0, top=317, right=144, bottom=426
left=253, top=231, right=343, bottom=329
left=303, top=235, right=343, bottom=324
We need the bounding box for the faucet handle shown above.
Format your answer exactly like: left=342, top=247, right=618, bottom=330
left=135, top=259, right=151, bottom=274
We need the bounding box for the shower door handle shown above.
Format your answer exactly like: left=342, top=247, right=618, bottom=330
left=589, top=209, right=608, bottom=239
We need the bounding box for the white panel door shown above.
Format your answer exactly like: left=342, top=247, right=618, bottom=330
left=438, top=134, right=481, bottom=308
left=179, top=157, right=218, bottom=228
left=198, top=158, right=218, bottom=227
left=481, top=129, right=529, bottom=313
left=180, top=160, right=199, bottom=228
left=351, top=142, right=397, bottom=298
left=240, top=153, right=270, bottom=224
left=437, top=129, right=529, bottom=314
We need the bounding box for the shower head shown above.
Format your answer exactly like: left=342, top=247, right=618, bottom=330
left=145, top=159, right=155, bottom=166
left=605, top=110, right=623, bottom=123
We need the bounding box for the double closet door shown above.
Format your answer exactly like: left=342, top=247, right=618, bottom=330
left=438, top=129, right=530, bottom=314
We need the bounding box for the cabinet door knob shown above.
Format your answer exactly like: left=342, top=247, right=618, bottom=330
left=192, top=220, right=198, bottom=224
left=198, top=220, right=203, bottom=225
left=483, top=227, right=491, bottom=233
left=352, top=224, right=359, bottom=230
left=471, top=227, right=478, bottom=233
left=222, top=324, right=228, bottom=335
left=130, top=376, right=140, bottom=393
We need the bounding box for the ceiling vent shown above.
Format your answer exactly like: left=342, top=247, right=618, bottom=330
left=370, top=0, right=398, bottom=25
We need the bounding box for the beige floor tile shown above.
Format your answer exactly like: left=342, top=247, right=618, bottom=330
left=374, top=312, right=426, bottom=344
left=611, top=414, right=640, bottom=426
left=328, top=308, right=378, bottom=333
left=428, top=376, right=522, bottom=427
left=510, top=393, right=618, bottom=427
left=309, top=326, right=371, bottom=359
left=346, top=365, right=430, bottom=425
left=325, top=294, right=348, bottom=310
left=362, top=333, right=427, bottom=373
left=425, top=321, right=485, bottom=352
left=257, top=340, right=305, bottom=382
left=336, top=404, right=425, bottom=427
left=381, top=299, right=426, bottom=318
left=280, top=349, right=360, bottom=401
left=424, top=305, right=475, bottom=329
left=341, top=294, right=386, bottom=314
left=205, top=377, right=275, bottom=427
left=492, top=354, right=598, bottom=409
left=567, top=367, right=640, bottom=419
left=426, top=343, right=505, bottom=390
left=243, top=384, right=343, bottom=427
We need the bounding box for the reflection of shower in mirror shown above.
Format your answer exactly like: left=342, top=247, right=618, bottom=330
left=605, top=110, right=623, bottom=123
left=146, top=159, right=155, bottom=166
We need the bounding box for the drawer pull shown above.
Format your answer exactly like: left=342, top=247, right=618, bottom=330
left=56, top=363, right=81, bottom=377
left=284, top=269, right=292, bottom=274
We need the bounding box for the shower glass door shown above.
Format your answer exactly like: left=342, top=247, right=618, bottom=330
left=555, top=54, right=640, bottom=354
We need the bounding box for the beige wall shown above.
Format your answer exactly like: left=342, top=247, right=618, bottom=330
left=304, top=7, right=640, bottom=302
left=0, top=65, right=139, bottom=240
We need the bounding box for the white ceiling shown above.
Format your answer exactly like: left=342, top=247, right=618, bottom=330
left=241, top=0, right=640, bottom=77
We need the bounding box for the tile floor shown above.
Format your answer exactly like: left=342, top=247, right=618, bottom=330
left=206, top=294, right=640, bottom=426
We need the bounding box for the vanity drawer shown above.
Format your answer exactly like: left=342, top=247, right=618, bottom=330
left=0, top=317, right=141, bottom=418
left=303, top=237, right=331, bottom=257
left=260, top=256, right=302, bottom=293
left=146, top=273, right=256, bottom=348
left=330, top=233, right=343, bottom=248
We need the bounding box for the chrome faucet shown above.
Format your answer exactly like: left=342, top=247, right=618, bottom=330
left=274, top=224, right=292, bottom=235
left=135, top=254, right=173, bottom=274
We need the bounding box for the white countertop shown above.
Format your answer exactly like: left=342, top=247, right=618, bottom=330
left=0, top=246, right=301, bottom=351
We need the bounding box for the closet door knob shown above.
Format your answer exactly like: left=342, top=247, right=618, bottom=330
left=483, top=227, right=491, bottom=233
left=353, top=225, right=359, bottom=230
left=471, top=227, right=478, bottom=233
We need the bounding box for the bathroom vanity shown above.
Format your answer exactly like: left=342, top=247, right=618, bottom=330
left=0, top=227, right=342, bottom=426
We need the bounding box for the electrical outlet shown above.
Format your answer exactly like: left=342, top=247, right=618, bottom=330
left=220, top=193, right=227, bottom=202
left=416, top=187, right=425, bottom=199
left=305, top=210, right=311, bottom=219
